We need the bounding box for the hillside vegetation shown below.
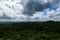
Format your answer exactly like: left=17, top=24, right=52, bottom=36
left=0, top=21, right=60, bottom=40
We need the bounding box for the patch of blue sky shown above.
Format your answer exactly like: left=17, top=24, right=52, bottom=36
left=49, top=5, right=58, bottom=11
left=41, top=5, right=58, bottom=16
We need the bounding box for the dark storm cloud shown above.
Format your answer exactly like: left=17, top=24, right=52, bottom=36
left=0, top=0, right=60, bottom=22
left=52, top=0, right=60, bottom=4
left=0, top=14, right=13, bottom=19
left=23, top=0, right=52, bottom=16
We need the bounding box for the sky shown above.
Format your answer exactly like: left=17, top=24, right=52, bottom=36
left=0, top=0, right=60, bottom=22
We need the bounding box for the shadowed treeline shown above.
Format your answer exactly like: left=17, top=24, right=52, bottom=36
left=0, top=21, right=60, bottom=40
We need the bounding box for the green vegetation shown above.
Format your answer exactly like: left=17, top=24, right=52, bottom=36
left=0, top=21, right=60, bottom=40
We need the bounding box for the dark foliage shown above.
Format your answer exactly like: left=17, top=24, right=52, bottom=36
left=0, top=21, right=60, bottom=40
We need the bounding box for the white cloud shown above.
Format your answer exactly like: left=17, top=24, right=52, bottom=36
left=0, top=0, right=60, bottom=22
left=0, top=0, right=24, bottom=18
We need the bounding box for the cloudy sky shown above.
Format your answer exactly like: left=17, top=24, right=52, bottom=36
left=0, top=0, right=60, bottom=22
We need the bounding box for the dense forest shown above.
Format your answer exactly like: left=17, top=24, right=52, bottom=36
left=0, top=21, right=60, bottom=40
